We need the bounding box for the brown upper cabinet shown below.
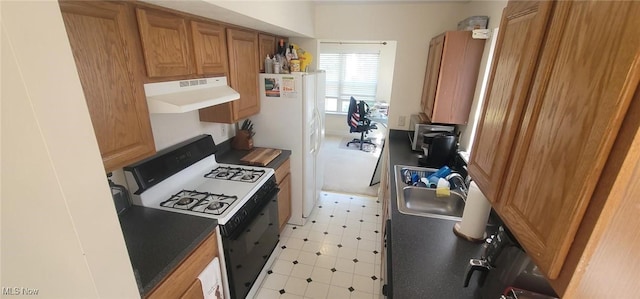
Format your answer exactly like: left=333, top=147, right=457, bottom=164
left=60, top=1, right=155, bottom=172
left=420, top=31, right=485, bottom=125
left=200, top=28, right=260, bottom=123
left=136, top=7, right=195, bottom=78
left=469, top=0, right=640, bottom=290
left=191, top=20, right=229, bottom=76
left=258, top=34, right=276, bottom=73
left=468, top=1, right=553, bottom=206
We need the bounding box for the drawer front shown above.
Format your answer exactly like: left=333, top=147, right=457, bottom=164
left=274, top=158, right=291, bottom=184
left=148, top=231, right=218, bottom=298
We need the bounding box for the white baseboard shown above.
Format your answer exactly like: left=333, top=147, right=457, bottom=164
left=326, top=130, right=352, bottom=138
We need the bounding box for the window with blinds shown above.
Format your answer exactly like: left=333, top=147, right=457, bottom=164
left=319, top=52, right=380, bottom=113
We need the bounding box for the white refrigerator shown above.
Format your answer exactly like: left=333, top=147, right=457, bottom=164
left=251, top=72, right=326, bottom=226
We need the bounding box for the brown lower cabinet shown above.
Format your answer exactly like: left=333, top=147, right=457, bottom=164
left=469, top=0, right=640, bottom=295
left=148, top=230, right=219, bottom=299
left=274, top=158, right=292, bottom=231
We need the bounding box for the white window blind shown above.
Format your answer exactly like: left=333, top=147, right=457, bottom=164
left=319, top=52, right=380, bottom=113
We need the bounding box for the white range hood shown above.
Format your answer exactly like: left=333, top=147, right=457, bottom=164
left=144, top=77, right=239, bottom=113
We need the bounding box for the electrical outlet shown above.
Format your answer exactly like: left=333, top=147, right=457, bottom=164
left=221, top=125, right=226, bottom=136
left=398, top=115, right=406, bottom=127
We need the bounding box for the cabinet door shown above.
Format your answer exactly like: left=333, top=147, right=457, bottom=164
left=191, top=21, right=228, bottom=76
left=278, top=173, right=292, bottom=231
left=498, top=0, right=640, bottom=279
left=430, top=31, right=485, bottom=125
left=148, top=231, right=218, bottom=298
left=468, top=1, right=554, bottom=203
left=228, top=28, right=261, bottom=120
left=199, top=28, right=259, bottom=123
left=420, top=34, right=445, bottom=122
left=136, top=7, right=194, bottom=77
left=258, top=34, right=276, bottom=72
left=60, top=1, right=155, bottom=172
left=179, top=280, right=204, bottom=299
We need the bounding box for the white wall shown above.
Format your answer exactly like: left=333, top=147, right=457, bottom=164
left=143, top=0, right=314, bottom=37
left=315, top=2, right=468, bottom=130
left=209, top=0, right=315, bottom=37
left=149, top=113, right=235, bottom=151
left=457, top=0, right=508, bottom=151
left=1, top=1, right=139, bottom=298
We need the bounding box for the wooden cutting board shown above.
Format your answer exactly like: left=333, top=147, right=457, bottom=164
left=240, top=148, right=282, bottom=166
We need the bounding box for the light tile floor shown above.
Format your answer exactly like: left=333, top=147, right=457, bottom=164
left=255, top=192, right=383, bottom=299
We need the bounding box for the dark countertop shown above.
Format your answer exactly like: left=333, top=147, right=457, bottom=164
left=215, top=139, right=292, bottom=170
left=117, top=140, right=289, bottom=297
left=387, top=129, right=496, bottom=298
left=118, top=206, right=217, bottom=296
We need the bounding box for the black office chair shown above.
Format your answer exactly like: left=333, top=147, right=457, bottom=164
left=346, top=97, right=378, bottom=151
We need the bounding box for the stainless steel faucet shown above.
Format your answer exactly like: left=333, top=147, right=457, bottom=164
left=445, top=173, right=469, bottom=196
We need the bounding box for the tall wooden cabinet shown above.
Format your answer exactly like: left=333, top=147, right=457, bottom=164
left=60, top=1, right=155, bottom=172
left=420, top=31, right=485, bottom=124
left=469, top=0, right=640, bottom=289
left=199, top=29, right=260, bottom=123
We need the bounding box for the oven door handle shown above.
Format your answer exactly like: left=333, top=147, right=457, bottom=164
left=227, top=187, right=279, bottom=241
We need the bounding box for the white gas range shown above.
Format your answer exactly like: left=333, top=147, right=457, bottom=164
left=123, top=134, right=280, bottom=299
left=125, top=154, right=274, bottom=225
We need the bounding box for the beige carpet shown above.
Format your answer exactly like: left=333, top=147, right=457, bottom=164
left=339, top=136, right=383, bottom=152
left=321, top=135, right=382, bottom=197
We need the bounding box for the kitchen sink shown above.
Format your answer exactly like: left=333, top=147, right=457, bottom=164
left=395, top=165, right=466, bottom=221
left=400, top=186, right=466, bottom=220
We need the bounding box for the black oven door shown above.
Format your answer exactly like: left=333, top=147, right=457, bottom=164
left=222, top=187, right=279, bottom=299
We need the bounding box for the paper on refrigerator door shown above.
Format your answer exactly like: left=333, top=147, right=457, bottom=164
left=281, top=76, right=298, bottom=98
left=198, top=257, right=224, bottom=299
left=263, top=77, right=280, bottom=98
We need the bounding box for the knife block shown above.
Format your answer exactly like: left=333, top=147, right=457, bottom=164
left=232, top=130, right=254, bottom=150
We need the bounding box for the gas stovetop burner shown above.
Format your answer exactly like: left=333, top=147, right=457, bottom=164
left=207, top=202, right=224, bottom=210
left=161, top=191, right=209, bottom=210
left=177, top=197, right=197, bottom=206
left=205, top=166, right=266, bottom=183
left=160, top=190, right=239, bottom=215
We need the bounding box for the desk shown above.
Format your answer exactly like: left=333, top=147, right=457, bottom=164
left=368, top=111, right=388, bottom=186
left=367, top=106, right=388, bottom=185
left=369, top=138, right=385, bottom=186
left=369, top=111, right=388, bottom=128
